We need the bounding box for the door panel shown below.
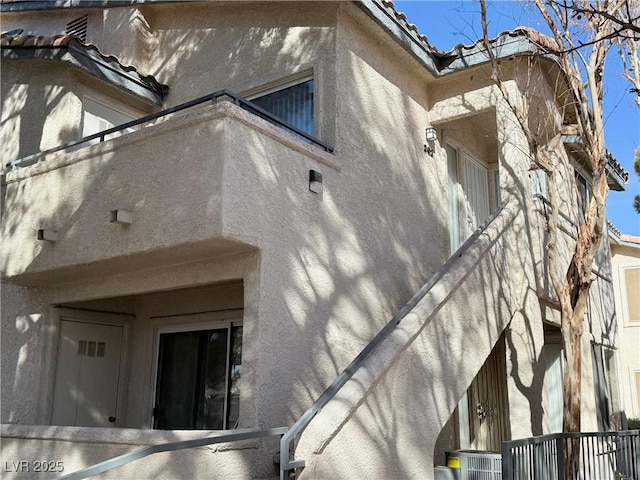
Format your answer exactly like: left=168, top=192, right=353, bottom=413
left=52, top=320, right=123, bottom=427
left=462, top=153, right=490, bottom=240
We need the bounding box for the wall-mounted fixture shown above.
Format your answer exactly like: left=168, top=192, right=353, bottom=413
left=37, top=229, right=58, bottom=242
left=424, top=127, right=437, bottom=156
left=110, top=210, right=133, bottom=225
left=309, top=170, right=323, bottom=194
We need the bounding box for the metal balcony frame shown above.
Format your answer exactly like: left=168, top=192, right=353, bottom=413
left=8, top=89, right=333, bottom=170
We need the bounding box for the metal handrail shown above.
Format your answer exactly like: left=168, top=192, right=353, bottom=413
left=56, top=426, right=288, bottom=480
left=9, top=89, right=333, bottom=169
left=532, top=193, right=578, bottom=229
left=280, top=198, right=512, bottom=479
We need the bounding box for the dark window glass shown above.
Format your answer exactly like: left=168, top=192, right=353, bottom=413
left=154, top=326, right=242, bottom=430
left=252, top=79, right=314, bottom=135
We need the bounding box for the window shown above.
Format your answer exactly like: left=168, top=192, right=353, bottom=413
left=625, top=267, right=640, bottom=322
left=636, top=371, right=640, bottom=412
left=531, top=168, right=549, bottom=198
left=592, top=344, right=621, bottom=431
left=251, top=79, right=314, bottom=136
left=82, top=96, right=137, bottom=142
left=575, top=171, right=591, bottom=220
left=447, top=145, right=460, bottom=254
left=543, top=342, right=564, bottom=433
left=153, top=324, right=242, bottom=430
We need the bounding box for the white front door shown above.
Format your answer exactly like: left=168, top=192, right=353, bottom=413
left=447, top=147, right=491, bottom=251
left=461, top=153, right=490, bottom=240
left=52, top=319, right=123, bottom=427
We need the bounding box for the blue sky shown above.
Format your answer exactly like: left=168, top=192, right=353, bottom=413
left=395, top=0, right=640, bottom=236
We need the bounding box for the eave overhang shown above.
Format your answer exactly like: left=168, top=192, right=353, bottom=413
left=356, top=0, right=556, bottom=78
left=0, top=0, right=181, bottom=12
left=1, top=35, right=168, bottom=106
left=562, top=134, right=629, bottom=192
left=608, top=222, right=640, bottom=249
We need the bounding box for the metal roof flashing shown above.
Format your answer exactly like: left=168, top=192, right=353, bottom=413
left=562, top=134, right=629, bottom=192
left=356, top=0, right=554, bottom=78
left=1, top=34, right=167, bottom=106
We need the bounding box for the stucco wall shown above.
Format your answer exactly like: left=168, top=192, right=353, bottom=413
left=1, top=425, right=281, bottom=480
left=1, top=61, right=81, bottom=162
left=0, top=2, right=622, bottom=479
left=0, top=59, right=154, bottom=168
left=611, top=241, right=640, bottom=419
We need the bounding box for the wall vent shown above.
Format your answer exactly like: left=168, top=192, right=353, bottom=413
left=66, top=14, right=88, bottom=42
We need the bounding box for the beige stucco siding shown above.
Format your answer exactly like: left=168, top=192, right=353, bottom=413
left=0, top=2, right=624, bottom=478
left=611, top=242, right=640, bottom=419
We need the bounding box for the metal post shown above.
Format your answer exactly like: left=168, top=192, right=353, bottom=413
left=555, top=436, right=563, bottom=480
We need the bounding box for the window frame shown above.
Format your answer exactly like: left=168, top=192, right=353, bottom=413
left=150, top=311, right=243, bottom=431
left=81, top=94, right=141, bottom=142
left=622, top=266, right=640, bottom=324
left=244, top=71, right=315, bottom=137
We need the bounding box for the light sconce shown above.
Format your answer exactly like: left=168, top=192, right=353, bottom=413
left=309, top=170, right=323, bottom=194
left=37, top=229, right=58, bottom=242
left=424, top=127, right=437, bottom=156
left=110, top=209, right=133, bottom=225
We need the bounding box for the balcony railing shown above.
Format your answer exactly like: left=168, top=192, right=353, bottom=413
left=8, top=89, right=333, bottom=170
left=502, top=430, right=640, bottom=480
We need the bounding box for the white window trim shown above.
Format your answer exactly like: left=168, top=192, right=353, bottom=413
left=149, top=310, right=243, bottom=430
left=81, top=94, right=141, bottom=141
left=242, top=69, right=313, bottom=100
left=621, top=265, right=640, bottom=324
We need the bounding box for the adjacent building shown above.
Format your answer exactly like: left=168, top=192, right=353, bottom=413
left=610, top=228, right=640, bottom=423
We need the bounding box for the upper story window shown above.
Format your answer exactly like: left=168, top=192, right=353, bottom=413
left=251, top=78, right=314, bottom=136
left=575, top=170, right=591, bottom=219
left=625, top=267, right=640, bottom=322
left=531, top=168, right=549, bottom=199
left=82, top=96, right=137, bottom=142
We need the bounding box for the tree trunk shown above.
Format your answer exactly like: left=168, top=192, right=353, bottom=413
left=562, top=306, right=583, bottom=478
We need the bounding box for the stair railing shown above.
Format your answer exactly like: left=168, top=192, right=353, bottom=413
left=56, top=427, right=287, bottom=480
left=280, top=199, right=510, bottom=480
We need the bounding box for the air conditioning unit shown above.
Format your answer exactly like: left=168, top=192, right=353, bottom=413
left=447, top=450, right=502, bottom=480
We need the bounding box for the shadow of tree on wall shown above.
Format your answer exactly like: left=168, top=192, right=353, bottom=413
left=0, top=2, right=619, bottom=479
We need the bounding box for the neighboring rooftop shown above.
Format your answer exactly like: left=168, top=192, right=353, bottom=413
left=1, top=32, right=168, bottom=105
left=609, top=222, right=640, bottom=246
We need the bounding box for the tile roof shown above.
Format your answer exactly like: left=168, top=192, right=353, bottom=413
left=365, top=1, right=630, bottom=187
left=376, top=0, right=560, bottom=57
left=1, top=33, right=168, bottom=105
left=360, top=0, right=555, bottom=77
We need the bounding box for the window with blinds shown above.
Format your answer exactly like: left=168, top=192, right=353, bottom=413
left=252, top=79, right=314, bottom=136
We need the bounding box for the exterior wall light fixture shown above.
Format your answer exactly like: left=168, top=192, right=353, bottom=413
left=424, top=127, right=437, bottom=157
left=309, top=170, right=323, bottom=194
left=37, top=229, right=58, bottom=242
left=110, top=210, right=133, bottom=225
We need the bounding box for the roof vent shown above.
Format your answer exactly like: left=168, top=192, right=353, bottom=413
left=66, top=14, right=88, bottom=42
